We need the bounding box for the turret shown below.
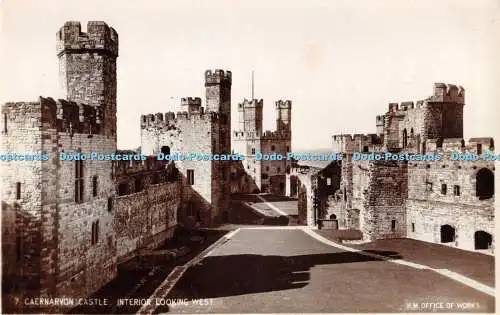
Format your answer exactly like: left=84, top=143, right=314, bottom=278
left=57, top=21, right=118, bottom=139
left=275, top=100, right=292, bottom=136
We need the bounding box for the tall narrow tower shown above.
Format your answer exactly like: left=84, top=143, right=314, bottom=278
left=56, top=21, right=119, bottom=139
left=205, top=69, right=232, bottom=153
left=276, top=100, right=292, bottom=137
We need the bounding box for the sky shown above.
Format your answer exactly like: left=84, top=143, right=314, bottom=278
left=1, top=0, right=500, bottom=150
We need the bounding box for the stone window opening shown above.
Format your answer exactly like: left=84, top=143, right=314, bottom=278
left=277, top=167, right=281, bottom=173
left=402, top=128, right=408, bottom=148
left=266, top=166, right=270, bottom=171
left=251, top=148, right=256, bottom=155
left=489, top=139, right=494, bottom=151
left=3, top=113, right=7, bottom=134
left=476, top=168, right=494, bottom=200
left=107, top=197, right=113, bottom=212
left=474, top=231, right=492, bottom=250
left=425, top=181, right=433, bottom=192
left=411, top=223, right=415, bottom=232
left=161, top=145, right=170, bottom=155
left=271, top=145, right=275, bottom=151
left=441, top=183, right=447, bottom=195
left=391, top=219, right=396, bottom=232
left=92, top=176, right=98, bottom=197
left=440, top=224, right=455, bottom=243
left=477, top=144, right=482, bottom=155
left=187, top=169, right=195, bottom=185
left=15, top=182, right=21, bottom=200
left=91, top=220, right=99, bottom=245
left=362, top=146, right=369, bottom=153
left=75, top=158, right=84, bottom=203
left=453, top=185, right=461, bottom=196
left=286, top=146, right=290, bottom=152
left=410, top=128, right=414, bottom=138
left=134, top=178, right=143, bottom=192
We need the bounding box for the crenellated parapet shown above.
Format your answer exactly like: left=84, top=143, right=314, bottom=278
left=181, top=97, right=203, bottom=114
left=238, top=98, right=263, bottom=109
left=56, top=21, right=118, bottom=57
left=113, top=154, right=170, bottom=178
left=205, top=69, right=232, bottom=86
left=3, top=96, right=104, bottom=134
left=424, top=137, right=494, bottom=154
left=387, top=100, right=425, bottom=113
left=140, top=110, right=221, bottom=130
left=430, top=82, right=465, bottom=104
left=275, top=100, right=292, bottom=109
left=261, top=129, right=291, bottom=140
left=332, top=133, right=383, bottom=153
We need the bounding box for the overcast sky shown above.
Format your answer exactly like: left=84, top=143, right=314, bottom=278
left=1, top=0, right=500, bottom=150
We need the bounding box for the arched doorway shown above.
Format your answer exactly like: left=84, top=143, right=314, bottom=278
left=440, top=225, right=455, bottom=243
left=476, top=168, right=494, bottom=200
left=474, top=231, right=492, bottom=250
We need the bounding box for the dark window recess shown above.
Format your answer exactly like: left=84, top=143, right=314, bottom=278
left=187, top=169, right=195, bottom=185
left=477, top=144, right=482, bottom=155
left=271, top=145, right=276, bottom=151
left=453, top=185, right=461, bottom=196
left=426, top=182, right=433, bottom=192
left=476, top=168, right=494, bottom=200
left=91, top=220, right=99, bottom=245
left=3, top=113, right=7, bottom=133
left=441, top=184, right=447, bottom=195
left=92, top=176, right=98, bottom=197
left=391, top=220, right=396, bottom=232
left=161, top=145, right=170, bottom=155
left=107, top=197, right=113, bottom=212
left=135, top=178, right=143, bottom=192
left=75, top=159, right=84, bottom=203
left=118, top=183, right=129, bottom=196
left=16, top=182, right=21, bottom=200
left=251, top=148, right=256, bottom=154
left=286, top=146, right=290, bottom=152
left=363, top=146, right=369, bottom=153
left=277, top=167, right=281, bottom=173
left=411, top=223, right=415, bottom=232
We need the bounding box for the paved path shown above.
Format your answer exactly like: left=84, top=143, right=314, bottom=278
left=148, top=227, right=495, bottom=313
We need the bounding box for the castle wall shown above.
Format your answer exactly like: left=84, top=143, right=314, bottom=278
left=1, top=102, right=44, bottom=303
left=114, top=181, right=180, bottom=262
left=406, top=152, right=494, bottom=252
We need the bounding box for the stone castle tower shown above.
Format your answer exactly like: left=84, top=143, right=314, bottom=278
left=56, top=21, right=119, bottom=139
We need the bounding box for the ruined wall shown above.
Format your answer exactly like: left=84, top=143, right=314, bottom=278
left=406, top=148, right=494, bottom=252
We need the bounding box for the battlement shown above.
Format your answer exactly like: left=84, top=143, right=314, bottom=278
left=205, top=69, right=232, bottom=86
left=376, top=115, right=385, bottom=124
left=56, top=21, right=118, bottom=57
left=181, top=97, right=202, bottom=106
left=332, top=133, right=383, bottom=153
left=3, top=96, right=103, bottom=134
left=276, top=100, right=292, bottom=109
left=238, top=99, right=264, bottom=109
left=261, top=129, right=291, bottom=140
left=424, top=137, right=494, bottom=154
left=430, top=82, right=465, bottom=104
left=181, top=97, right=203, bottom=114
left=387, top=100, right=425, bottom=113
left=140, top=110, right=220, bottom=129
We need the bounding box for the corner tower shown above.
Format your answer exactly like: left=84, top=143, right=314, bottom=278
left=56, top=21, right=119, bottom=139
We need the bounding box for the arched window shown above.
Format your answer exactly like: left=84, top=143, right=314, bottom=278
left=161, top=145, right=170, bottom=155
left=440, top=225, right=455, bottom=243
left=476, top=168, right=494, bottom=200
left=410, top=128, right=414, bottom=138
left=474, top=231, right=492, bottom=250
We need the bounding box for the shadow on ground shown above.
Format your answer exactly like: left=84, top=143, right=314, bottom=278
left=67, top=228, right=228, bottom=315
left=154, top=249, right=402, bottom=313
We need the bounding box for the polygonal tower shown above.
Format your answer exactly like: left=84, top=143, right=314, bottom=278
left=205, top=69, right=232, bottom=154
left=276, top=100, right=292, bottom=137
left=56, top=21, right=119, bottom=140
